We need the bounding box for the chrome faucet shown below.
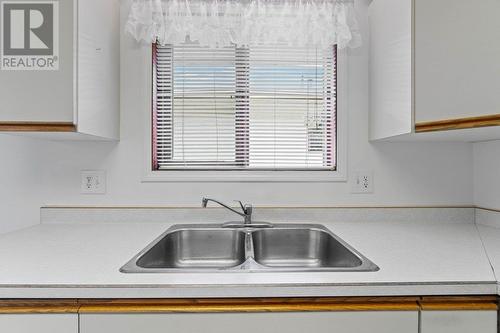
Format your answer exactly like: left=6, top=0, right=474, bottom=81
left=202, top=197, right=253, bottom=224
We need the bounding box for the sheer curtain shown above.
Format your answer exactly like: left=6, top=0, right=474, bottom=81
left=125, top=0, right=361, bottom=49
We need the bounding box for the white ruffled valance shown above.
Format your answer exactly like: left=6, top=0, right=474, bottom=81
left=125, top=0, right=361, bottom=49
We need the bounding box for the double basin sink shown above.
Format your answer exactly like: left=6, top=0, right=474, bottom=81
left=121, top=223, right=379, bottom=273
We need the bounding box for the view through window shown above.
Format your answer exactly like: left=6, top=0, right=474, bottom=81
left=152, top=43, right=337, bottom=171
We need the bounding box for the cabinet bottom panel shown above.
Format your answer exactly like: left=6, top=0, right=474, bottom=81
left=0, top=314, right=78, bottom=333
left=80, top=311, right=419, bottom=333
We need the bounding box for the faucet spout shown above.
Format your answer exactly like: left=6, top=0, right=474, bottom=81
left=201, top=197, right=253, bottom=224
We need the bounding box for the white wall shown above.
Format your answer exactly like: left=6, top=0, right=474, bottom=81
left=474, top=140, right=500, bottom=210
left=0, top=0, right=474, bottom=234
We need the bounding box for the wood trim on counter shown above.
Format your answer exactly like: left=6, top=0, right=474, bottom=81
left=420, top=296, right=497, bottom=302
left=419, top=302, right=498, bottom=311
left=78, top=298, right=421, bottom=313
left=0, top=300, right=79, bottom=314
left=78, top=302, right=419, bottom=314
left=415, top=114, right=500, bottom=133
left=0, top=122, right=76, bottom=132
left=419, top=296, right=498, bottom=311
left=0, top=297, right=497, bottom=314
left=0, top=298, right=420, bottom=314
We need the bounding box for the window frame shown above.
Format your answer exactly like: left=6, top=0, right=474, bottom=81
left=143, top=44, right=348, bottom=183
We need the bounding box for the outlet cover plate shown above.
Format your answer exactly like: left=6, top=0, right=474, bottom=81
left=81, top=170, right=106, bottom=194
left=351, top=170, right=374, bottom=194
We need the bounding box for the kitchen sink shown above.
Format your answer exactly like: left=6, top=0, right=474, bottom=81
left=252, top=228, right=363, bottom=268
left=120, top=224, right=379, bottom=273
left=136, top=229, right=246, bottom=269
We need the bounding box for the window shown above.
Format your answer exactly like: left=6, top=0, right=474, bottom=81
left=152, top=42, right=337, bottom=171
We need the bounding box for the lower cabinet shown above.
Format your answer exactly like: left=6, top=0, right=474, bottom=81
left=0, top=314, right=78, bottom=333
left=420, top=310, right=497, bottom=333
left=80, top=311, right=419, bottom=333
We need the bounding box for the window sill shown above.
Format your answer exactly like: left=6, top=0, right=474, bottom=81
left=142, top=170, right=347, bottom=183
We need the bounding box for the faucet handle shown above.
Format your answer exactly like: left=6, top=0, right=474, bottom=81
left=235, top=201, right=252, bottom=215
left=235, top=200, right=245, bottom=212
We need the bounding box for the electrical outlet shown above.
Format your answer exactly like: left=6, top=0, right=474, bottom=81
left=351, top=170, right=374, bottom=194
left=81, top=170, right=106, bottom=194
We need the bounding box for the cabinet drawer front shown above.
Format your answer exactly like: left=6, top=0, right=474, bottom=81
left=421, top=310, right=497, bottom=333
left=81, top=311, right=418, bottom=333
left=0, top=314, right=78, bottom=333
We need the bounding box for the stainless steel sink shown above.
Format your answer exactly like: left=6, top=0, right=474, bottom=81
left=121, top=224, right=378, bottom=273
left=252, top=228, right=363, bottom=268
left=136, top=229, right=246, bottom=269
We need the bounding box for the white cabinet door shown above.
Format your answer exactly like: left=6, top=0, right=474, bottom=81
left=369, top=0, right=413, bottom=140
left=0, top=0, right=119, bottom=139
left=0, top=0, right=75, bottom=123
left=415, top=0, right=500, bottom=124
left=369, top=0, right=500, bottom=140
left=421, top=311, right=497, bottom=333
left=0, top=314, right=78, bottom=333
left=81, top=311, right=418, bottom=333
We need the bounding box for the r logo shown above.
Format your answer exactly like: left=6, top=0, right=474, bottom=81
left=1, top=1, right=59, bottom=70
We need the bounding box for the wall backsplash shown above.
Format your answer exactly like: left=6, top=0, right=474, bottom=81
left=0, top=0, right=476, bottom=234
left=474, top=140, right=500, bottom=211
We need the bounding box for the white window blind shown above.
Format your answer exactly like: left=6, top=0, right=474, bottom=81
left=153, top=43, right=337, bottom=171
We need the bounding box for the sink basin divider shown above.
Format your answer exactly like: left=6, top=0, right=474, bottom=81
left=244, top=231, right=255, bottom=261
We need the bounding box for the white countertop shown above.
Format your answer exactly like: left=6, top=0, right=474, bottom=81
left=0, top=217, right=496, bottom=298
left=475, top=209, right=500, bottom=296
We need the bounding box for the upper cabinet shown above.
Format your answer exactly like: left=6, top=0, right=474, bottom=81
left=369, top=0, right=500, bottom=141
left=0, top=0, right=119, bottom=140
